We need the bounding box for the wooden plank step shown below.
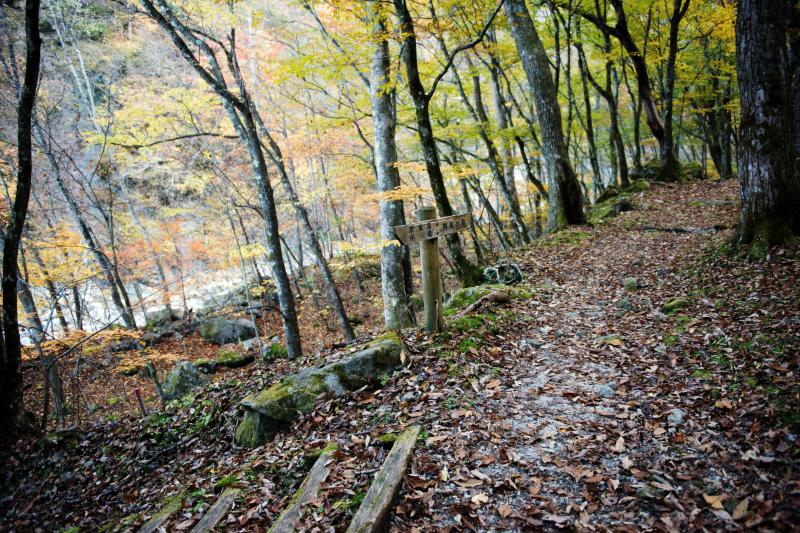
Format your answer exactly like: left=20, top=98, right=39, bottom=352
left=189, top=486, right=241, bottom=533
left=137, top=493, right=184, bottom=533
left=346, top=425, right=421, bottom=533
left=269, top=444, right=337, bottom=533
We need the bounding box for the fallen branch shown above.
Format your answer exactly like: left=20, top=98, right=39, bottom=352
left=636, top=225, right=726, bottom=234
left=456, top=290, right=510, bottom=317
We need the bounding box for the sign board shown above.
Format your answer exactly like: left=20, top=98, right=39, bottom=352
left=393, top=212, right=472, bottom=245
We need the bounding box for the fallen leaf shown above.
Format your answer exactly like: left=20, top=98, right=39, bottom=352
left=611, top=436, right=625, bottom=453
left=471, top=492, right=489, bottom=505
left=485, top=378, right=501, bottom=389
left=498, top=504, right=513, bottom=517
left=703, top=493, right=725, bottom=510
left=454, top=478, right=483, bottom=488
left=732, top=498, right=749, bottom=520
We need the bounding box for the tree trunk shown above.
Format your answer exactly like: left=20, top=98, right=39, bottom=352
left=369, top=1, right=413, bottom=330
left=735, top=0, right=800, bottom=252
left=1, top=0, right=41, bottom=442
left=504, top=0, right=585, bottom=229
left=393, top=0, right=482, bottom=287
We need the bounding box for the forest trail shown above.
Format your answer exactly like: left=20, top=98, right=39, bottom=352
left=2, top=179, right=797, bottom=532
left=388, top=178, right=798, bottom=531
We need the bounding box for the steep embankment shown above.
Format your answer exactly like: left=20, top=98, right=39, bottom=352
left=1, top=179, right=797, bottom=531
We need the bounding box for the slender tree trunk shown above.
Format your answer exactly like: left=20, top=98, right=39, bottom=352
left=393, top=0, right=481, bottom=286
left=734, top=0, right=800, bottom=251
left=256, top=118, right=356, bottom=342
left=369, top=1, right=413, bottom=330
left=44, top=150, right=135, bottom=328
left=504, top=0, right=585, bottom=229
left=1, top=0, right=41, bottom=441
left=660, top=0, right=691, bottom=181
left=29, top=246, right=69, bottom=333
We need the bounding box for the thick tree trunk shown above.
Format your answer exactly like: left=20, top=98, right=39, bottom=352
left=735, top=0, right=800, bottom=252
left=504, top=0, right=585, bottom=229
left=1, top=0, right=41, bottom=442
left=369, top=1, right=413, bottom=330
left=789, top=0, right=800, bottom=173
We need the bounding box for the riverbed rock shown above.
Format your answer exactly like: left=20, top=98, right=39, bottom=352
left=234, top=333, right=406, bottom=447
left=199, top=318, right=257, bottom=345
left=161, top=361, right=207, bottom=401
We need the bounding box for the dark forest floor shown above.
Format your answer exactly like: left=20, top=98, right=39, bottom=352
left=1, top=178, right=798, bottom=532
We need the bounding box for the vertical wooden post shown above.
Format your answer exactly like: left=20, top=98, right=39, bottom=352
left=418, top=206, right=443, bottom=334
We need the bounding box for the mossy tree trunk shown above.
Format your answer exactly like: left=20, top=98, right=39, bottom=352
left=735, top=0, right=800, bottom=254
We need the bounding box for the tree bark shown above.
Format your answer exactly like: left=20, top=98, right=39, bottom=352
left=735, top=0, right=800, bottom=251
left=369, top=1, right=413, bottom=330
left=393, top=0, right=481, bottom=286
left=504, top=0, right=585, bottom=229
left=1, top=0, right=41, bottom=442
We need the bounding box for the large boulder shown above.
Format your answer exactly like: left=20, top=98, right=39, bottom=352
left=161, top=361, right=207, bottom=401
left=234, top=333, right=406, bottom=447
left=199, top=317, right=257, bottom=345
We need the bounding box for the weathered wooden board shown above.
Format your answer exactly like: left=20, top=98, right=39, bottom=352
left=270, top=446, right=336, bottom=533
left=346, top=425, right=421, bottom=533
left=137, top=494, right=184, bottom=533
left=394, top=213, right=471, bottom=245
left=189, top=487, right=241, bottom=533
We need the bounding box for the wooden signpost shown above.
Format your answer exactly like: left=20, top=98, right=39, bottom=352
left=394, top=207, right=472, bottom=334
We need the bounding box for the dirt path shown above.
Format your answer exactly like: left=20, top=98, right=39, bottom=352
left=389, top=180, right=798, bottom=531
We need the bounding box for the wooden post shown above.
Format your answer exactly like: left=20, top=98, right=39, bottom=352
left=394, top=210, right=471, bottom=336
left=418, top=207, right=443, bottom=334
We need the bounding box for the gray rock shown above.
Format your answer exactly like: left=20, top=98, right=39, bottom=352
left=161, top=361, right=207, bottom=401
left=199, top=317, right=257, bottom=345
left=482, top=262, right=523, bottom=285
left=108, top=338, right=142, bottom=353
left=594, top=384, right=616, bottom=398
left=519, top=338, right=544, bottom=349
left=667, top=408, right=686, bottom=426
left=144, top=307, right=179, bottom=330
left=235, top=333, right=406, bottom=447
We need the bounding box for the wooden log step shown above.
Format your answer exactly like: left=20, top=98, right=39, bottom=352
left=269, top=444, right=337, bottom=533
left=346, top=425, right=421, bottom=533
left=189, top=486, right=241, bottom=533
left=137, top=493, right=184, bottom=533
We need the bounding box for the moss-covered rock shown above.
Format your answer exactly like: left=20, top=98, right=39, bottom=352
left=662, top=298, right=690, bottom=314
left=216, top=349, right=255, bottom=369
left=626, top=178, right=650, bottom=193
left=623, top=277, right=639, bottom=291
left=445, top=284, right=533, bottom=311
left=199, top=318, right=257, bottom=345
left=588, top=195, right=635, bottom=225
left=195, top=358, right=217, bottom=374
left=161, top=361, right=207, bottom=401
left=235, top=334, right=406, bottom=447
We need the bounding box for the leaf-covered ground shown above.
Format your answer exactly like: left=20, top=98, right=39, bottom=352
left=1, top=179, right=798, bottom=532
